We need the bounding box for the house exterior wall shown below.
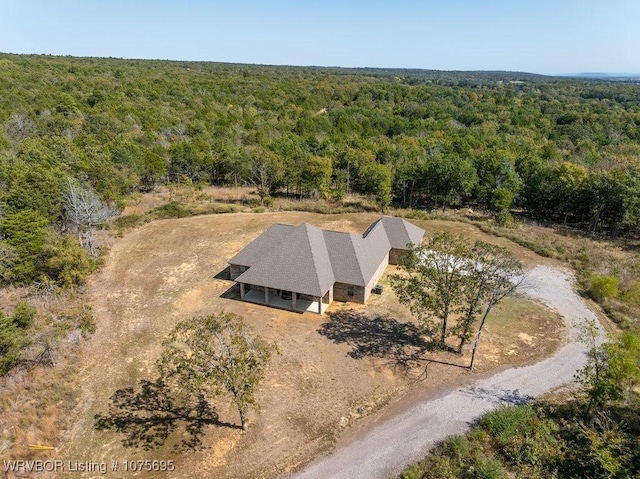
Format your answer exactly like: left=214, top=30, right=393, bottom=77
left=236, top=252, right=392, bottom=307
left=229, top=264, right=249, bottom=280
left=364, top=252, right=389, bottom=303
left=322, top=285, right=333, bottom=304
left=389, top=248, right=408, bottom=265
left=333, top=282, right=366, bottom=303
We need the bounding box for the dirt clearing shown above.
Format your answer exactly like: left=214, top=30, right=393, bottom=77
left=58, top=212, right=564, bottom=478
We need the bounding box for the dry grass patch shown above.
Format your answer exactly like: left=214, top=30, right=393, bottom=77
left=477, top=220, right=640, bottom=326
left=0, top=290, right=94, bottom=464
left=0, top=356, right=80, bottom=462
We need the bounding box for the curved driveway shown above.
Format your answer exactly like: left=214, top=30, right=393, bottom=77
left=291, top=266, right=604, bottom=479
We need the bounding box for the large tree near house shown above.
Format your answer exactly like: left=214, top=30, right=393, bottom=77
left=391, top=232, right=524, bottom=366
left=158, top=312, right=277, bottom=431
left=390, top=231, right=471, bottom=348
left=458, top=241, right=524, bottom=369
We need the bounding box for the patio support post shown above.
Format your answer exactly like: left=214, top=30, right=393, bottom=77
left=265, top=287, right=270, bottom=304
left=292, top=292, right=297, bottom=309
left=318, top=296, right=322, bottom=314
left=240, top=283, right=245, bottom=299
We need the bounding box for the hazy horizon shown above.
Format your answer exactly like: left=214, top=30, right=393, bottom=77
left=2, top=0, right=639, bottom=76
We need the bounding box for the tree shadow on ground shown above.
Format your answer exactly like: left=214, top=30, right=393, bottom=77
left=94, top=378, right=240, bottom=452
left=318, top=310, right=466, bottom=380
left=460, top=386, right=534, bottom=406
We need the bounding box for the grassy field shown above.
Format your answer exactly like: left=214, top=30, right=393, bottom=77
left=52, top=211, right=564, bottom=479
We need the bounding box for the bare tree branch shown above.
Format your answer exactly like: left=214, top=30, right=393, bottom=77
left=63, top=178, right=118, bottom=256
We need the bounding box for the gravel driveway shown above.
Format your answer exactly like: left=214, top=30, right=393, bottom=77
left=291, top=265, right=605, bottom=479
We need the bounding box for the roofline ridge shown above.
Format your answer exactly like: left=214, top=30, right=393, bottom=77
left=348, top=234, right=367, bottom=286
left=297, top=225, right=318, bottom=285
left=304, top=224, right=334, bottom=296
left=374, top=217, right=392, bottom=245
left=362, top=217, right=384, bottom=238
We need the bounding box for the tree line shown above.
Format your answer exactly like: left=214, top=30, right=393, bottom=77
left=1, top=54, right=640, bottom=287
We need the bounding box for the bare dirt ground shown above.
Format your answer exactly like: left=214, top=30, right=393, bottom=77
left=57, top=212, right=564, bottom=479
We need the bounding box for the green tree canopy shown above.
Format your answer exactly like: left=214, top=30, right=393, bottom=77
left=158, top=312, right=278, bottom=430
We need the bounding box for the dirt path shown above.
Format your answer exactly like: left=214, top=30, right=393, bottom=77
left=291, top=265, right=605, bottom=479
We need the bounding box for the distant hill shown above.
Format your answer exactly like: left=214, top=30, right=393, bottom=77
left=563, top=72, right=640, bottom=82
left=305, top=66, right=552, bottom=85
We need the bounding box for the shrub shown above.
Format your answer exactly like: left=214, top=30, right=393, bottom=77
left=501, top=415, right=562, bottom=469
left=589, top=274, right=619, bottom=302
left=620, top=282, right=640, bottom=306
left=0, top=313, right=29, bottom=375
left=76, top=306, right=96, bottom=338
left=152, top=201, right=191, bottom=219
left=245, top=197, right=262, bottom=208
left=0, top=210, right=48, bottom=284
left=263, top=196, right=274, bottom=207
left=400, top=464, right=427, bottom=479
left=481, top=405, right=534, bottom=447
left=404, top=209, right=432, bottom=221
left=442, top=435, right=470, bottom=466
left=59, top=305, right=96, bottom=338
left=331, top=188, right=346, bottom=202
left=12, top=301, right=37, bottom=328
left=401, top=455, right=457, bottom=479
left=494, top=211, right=515, bottom=227
left=207, top=203, right=240, bottom=214
left=44, top=234, right=98, bottom=288
left=113, top=214, right=145, bottom=230
left=474, top=458, right=507, bottom=479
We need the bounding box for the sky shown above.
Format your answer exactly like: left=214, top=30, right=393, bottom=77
left=1, top=0, right=639, bottom=75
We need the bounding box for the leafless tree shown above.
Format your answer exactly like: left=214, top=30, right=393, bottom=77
left=248, top=160, right=271, bottom=204
left=3, top=113, right=35, bottom=147
left=63, top=178, right=117, bottom=256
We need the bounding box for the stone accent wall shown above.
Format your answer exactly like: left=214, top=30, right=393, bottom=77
left=229, top=264, right=249, bottom=280
left=389, top=248, right=408, bottom=265
left=333, top=282, right=366, bottom=303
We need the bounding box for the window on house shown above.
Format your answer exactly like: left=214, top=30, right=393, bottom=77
left=347, top=286, right=355, bottom=297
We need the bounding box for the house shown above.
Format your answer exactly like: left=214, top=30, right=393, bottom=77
left=227, top=217, right=425, bottom=314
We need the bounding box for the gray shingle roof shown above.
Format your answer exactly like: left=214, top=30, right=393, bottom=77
left=234, top=223, right=335, bottom=297
left=353, top=220, right=393, bottom=285
left=322, top=230, right=364, bottom=286
left=369, top=216, right=425, bottom=250
left=228, top=223, right=294, bottom=267
left=229, top=216, right=425, bottom=295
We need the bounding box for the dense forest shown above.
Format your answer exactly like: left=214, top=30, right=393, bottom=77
left=1, top=53, right=640, bottom=288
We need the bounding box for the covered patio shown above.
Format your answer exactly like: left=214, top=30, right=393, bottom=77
left=240, top=284, right=331, bottom=314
